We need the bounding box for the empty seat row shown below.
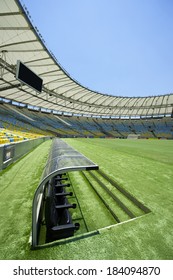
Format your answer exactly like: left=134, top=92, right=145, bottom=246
left=45, top=174, right=80, bottom=242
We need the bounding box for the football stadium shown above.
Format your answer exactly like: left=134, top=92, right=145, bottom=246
left=0, top=0, right=173, bottom=260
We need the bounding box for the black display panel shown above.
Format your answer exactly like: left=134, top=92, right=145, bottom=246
left=16, top=60, right=43, bottom=93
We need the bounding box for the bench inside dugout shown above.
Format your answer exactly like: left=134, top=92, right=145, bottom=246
left=44, top=174, right=80, bottom=243
left=31, top=138, right=98, bottom=248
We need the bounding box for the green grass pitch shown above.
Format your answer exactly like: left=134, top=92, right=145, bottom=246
left=0, top=138, right=173, bottom=260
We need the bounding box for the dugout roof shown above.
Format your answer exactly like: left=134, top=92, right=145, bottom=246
left=32, top=138, right=98, bottom=247
left=0, top=0, right=173, bottom=118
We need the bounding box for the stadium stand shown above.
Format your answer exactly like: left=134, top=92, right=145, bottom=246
left=0, top=0, right=172, bottom=256
left=0, top=0, right=172, bottom=143
left=0, top=103, right=173, bottom=141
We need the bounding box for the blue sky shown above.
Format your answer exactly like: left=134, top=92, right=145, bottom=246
left=22, top=0, right=173, bottom=97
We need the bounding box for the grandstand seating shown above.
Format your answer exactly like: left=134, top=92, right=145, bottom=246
left=0, top=103, right=173, bottom=141
left=0, top=104, right=47, bottom=144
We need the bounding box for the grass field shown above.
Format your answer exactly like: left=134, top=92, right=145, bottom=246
left=0, top=138, right=173, bottom=260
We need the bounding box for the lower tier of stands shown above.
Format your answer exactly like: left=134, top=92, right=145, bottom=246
left=0, top=127, right=45, bottom=145
left=0, top=103, right=172, bottom=142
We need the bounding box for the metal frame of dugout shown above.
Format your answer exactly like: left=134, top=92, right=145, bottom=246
left=31, top=138, right=99, bottom=248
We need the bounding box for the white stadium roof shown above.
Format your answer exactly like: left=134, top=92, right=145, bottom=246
left=0, top=0, right=173, bottom=118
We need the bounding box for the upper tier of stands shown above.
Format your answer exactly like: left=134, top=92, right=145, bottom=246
left=0, top=103, right=172, bottom=143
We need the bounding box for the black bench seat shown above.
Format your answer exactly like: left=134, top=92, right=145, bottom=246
left=45, top=178, right=80, bottom=242
left=55, top=183, right=71, bottom=188
left=55, top=191, right=73, bottom=197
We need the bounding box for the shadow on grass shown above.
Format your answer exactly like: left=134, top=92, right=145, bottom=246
left=31, top=230, right=99, bottom=250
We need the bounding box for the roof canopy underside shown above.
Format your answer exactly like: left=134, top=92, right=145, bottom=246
left=0, top=0, right=173, bottom=117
